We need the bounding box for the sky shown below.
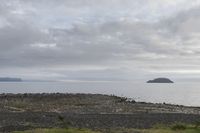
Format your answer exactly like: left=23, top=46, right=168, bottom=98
left=1, top=0, right=200, bottom=81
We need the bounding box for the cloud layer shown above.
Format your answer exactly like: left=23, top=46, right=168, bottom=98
left=1, top=0, right=200, bottom=81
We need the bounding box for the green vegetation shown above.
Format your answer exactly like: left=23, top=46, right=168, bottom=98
left=141, top=123, right=200, bottom=133
left=140, top=128, right=200, bottom=133
left=13, top=128, right=101, bottom=133
left=101, top=126, right=200, bottom=133
left=12, top=125, right=200, bottom=133
left=171, top=123, right=187, bottom=130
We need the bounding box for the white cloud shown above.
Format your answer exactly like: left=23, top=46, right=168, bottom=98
left=31, top=43, right=57, bottom=49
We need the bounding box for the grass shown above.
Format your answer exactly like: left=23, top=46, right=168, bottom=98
left=13, top=128, right=200, bottom=133
left=12, top=123, right=200, bottom=133
left=13, top=128, right=101, bottom=133
left=140, top=129, right=200, bottom=133
left=139, top=123, right=200, bottom=133
left=144, top=128, right=200, bottom=133
left=101, top=127, right=200, bottom=133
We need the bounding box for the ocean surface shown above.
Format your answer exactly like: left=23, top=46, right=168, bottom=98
left=0, top=81, right=199, bottom=106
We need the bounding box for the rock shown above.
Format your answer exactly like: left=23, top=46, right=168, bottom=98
left=0, top=77, right=22, bottom=82
left=147, top=78, right=174, bottom=83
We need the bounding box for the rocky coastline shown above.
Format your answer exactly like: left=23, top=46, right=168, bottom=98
left=1, top=93, right=200, bottom=132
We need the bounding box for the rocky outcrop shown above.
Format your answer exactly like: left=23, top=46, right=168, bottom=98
left=0, top=77, right=22, bottom=82
left=147, top=78, right=174, bottom=83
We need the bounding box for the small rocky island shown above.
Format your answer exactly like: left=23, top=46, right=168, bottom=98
left=0, top=77, right=22, bottom=82
left=147, top=78, right=174, bottom=83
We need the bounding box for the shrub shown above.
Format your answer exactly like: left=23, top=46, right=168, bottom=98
left=195, top=121, right=200, bottom=128
left=57, top=115, right=71, bottom=129
left=171, top=123, right=186, bottom=130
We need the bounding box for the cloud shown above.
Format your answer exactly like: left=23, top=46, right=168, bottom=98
left=1, top=0, right=200, bottom=81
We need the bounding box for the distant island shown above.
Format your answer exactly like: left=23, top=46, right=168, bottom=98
left=147, top=78, right=174, bottom=83
left=0, top=77, right=22, bottom=82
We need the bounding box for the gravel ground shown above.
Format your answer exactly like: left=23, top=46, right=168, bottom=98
left=1, top=112, right=200, bottom=132
left=1, top=93, right=200, bottom=132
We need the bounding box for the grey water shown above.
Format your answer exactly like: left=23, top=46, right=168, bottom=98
left=0, top=81, right=199, bottom=106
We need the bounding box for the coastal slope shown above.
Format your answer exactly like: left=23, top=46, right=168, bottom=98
left=1, top=93, right=200, bottom=132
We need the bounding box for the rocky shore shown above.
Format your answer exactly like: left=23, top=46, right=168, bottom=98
left=2, top=112, right=200, bottom=132
left=1, top=93, right=200, bottom=132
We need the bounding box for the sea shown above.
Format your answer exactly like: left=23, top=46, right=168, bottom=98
left=0, top=81, right=199, bottom=106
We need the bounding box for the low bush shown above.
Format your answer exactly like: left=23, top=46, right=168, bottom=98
left=171, top=123, right=186, bottom=130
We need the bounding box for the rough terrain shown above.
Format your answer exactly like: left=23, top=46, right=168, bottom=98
left=1, top=93, right=200, bottom=132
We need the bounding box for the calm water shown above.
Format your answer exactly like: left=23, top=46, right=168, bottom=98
left=0, top=81, right=199, bottom=106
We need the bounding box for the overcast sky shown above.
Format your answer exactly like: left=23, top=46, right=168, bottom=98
left=1, top=0, right=200, bottom=81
